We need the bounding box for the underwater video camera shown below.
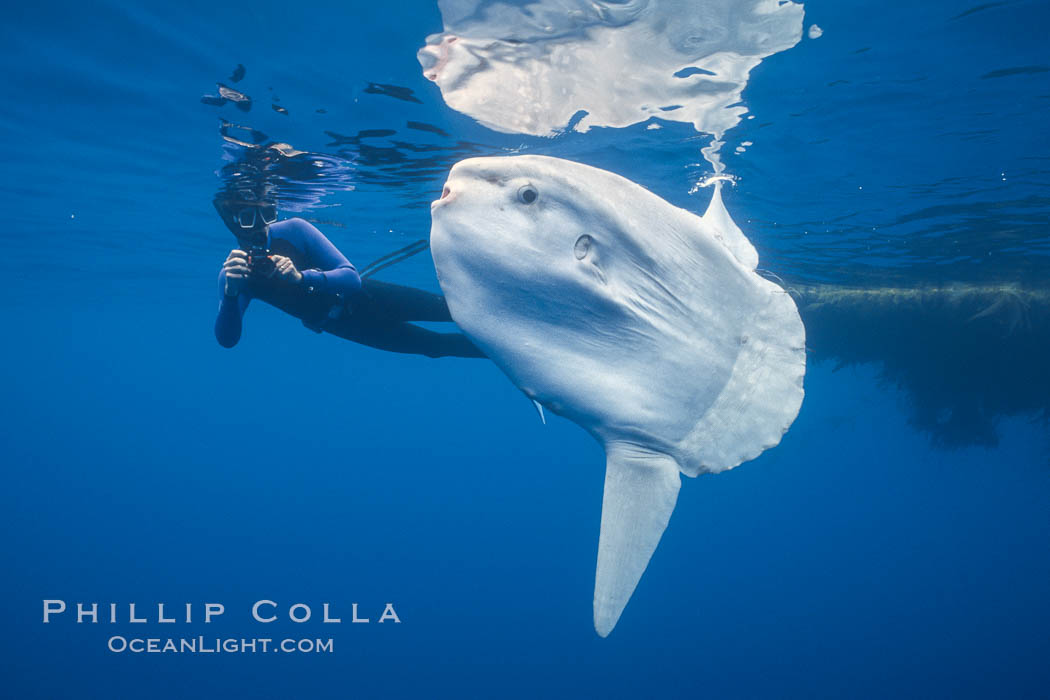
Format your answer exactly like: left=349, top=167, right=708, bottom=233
left=246, top=239, right=275, bottom=278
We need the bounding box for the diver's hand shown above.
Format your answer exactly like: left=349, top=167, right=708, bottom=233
left=223, top=249, right=251, bottom=296
left=270, top=255, right=303, bottom=285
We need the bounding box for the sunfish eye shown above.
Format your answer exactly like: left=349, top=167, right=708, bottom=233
left=518, top=184, right=538, bottom=204
left=574, top=234, right=593, bottom=260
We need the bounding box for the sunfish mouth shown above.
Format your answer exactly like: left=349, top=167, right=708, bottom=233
left=432, top=183, right=454, bottom=209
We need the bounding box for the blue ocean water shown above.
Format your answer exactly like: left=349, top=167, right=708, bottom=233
left=1, top=1, right=1048, bottom=698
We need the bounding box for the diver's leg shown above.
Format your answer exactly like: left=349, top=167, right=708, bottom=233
left=358, top=279, right=453, bottom=322
left=329, top=319, right=485, bottom=358
left=428, top=329, right=487, bottom=359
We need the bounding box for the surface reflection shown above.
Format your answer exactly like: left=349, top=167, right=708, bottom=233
left=419, top=0, right=805, bottom=172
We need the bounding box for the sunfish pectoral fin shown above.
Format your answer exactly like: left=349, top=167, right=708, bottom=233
left=593, top=443, right=681, bottom=637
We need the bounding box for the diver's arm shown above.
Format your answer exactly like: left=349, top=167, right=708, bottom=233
left=279, top=218, right=362, bottom=297
left=215, top=268, right=251, bottom=348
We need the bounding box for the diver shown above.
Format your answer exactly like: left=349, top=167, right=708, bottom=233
left=213, top=191, right=485, bottom=359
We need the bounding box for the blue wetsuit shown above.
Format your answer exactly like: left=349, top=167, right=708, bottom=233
left=215, top=218, right=484, bottom=358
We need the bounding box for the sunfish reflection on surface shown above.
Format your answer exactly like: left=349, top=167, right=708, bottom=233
left=418, top=0, right=805, bottom=170
left=430, top=155, right=806, bottom=636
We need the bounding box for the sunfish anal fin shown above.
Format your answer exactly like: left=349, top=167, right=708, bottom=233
left=532, top=400, right=546, bottom=425
left=593, top=443, right=681, bottom=637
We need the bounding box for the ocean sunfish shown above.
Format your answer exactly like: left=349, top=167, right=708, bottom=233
left=430, top=155, right=806, bottom=636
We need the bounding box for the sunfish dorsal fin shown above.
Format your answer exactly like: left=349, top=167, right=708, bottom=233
left=702, top=182, right=759, bottom=270
left=593, top=443, right=681, bottom=637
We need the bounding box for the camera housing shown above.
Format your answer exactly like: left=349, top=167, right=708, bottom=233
left=247, top=244, right=275, bottom=277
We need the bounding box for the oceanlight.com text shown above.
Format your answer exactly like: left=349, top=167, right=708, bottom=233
left=107, top=636, right=334, bottom=654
